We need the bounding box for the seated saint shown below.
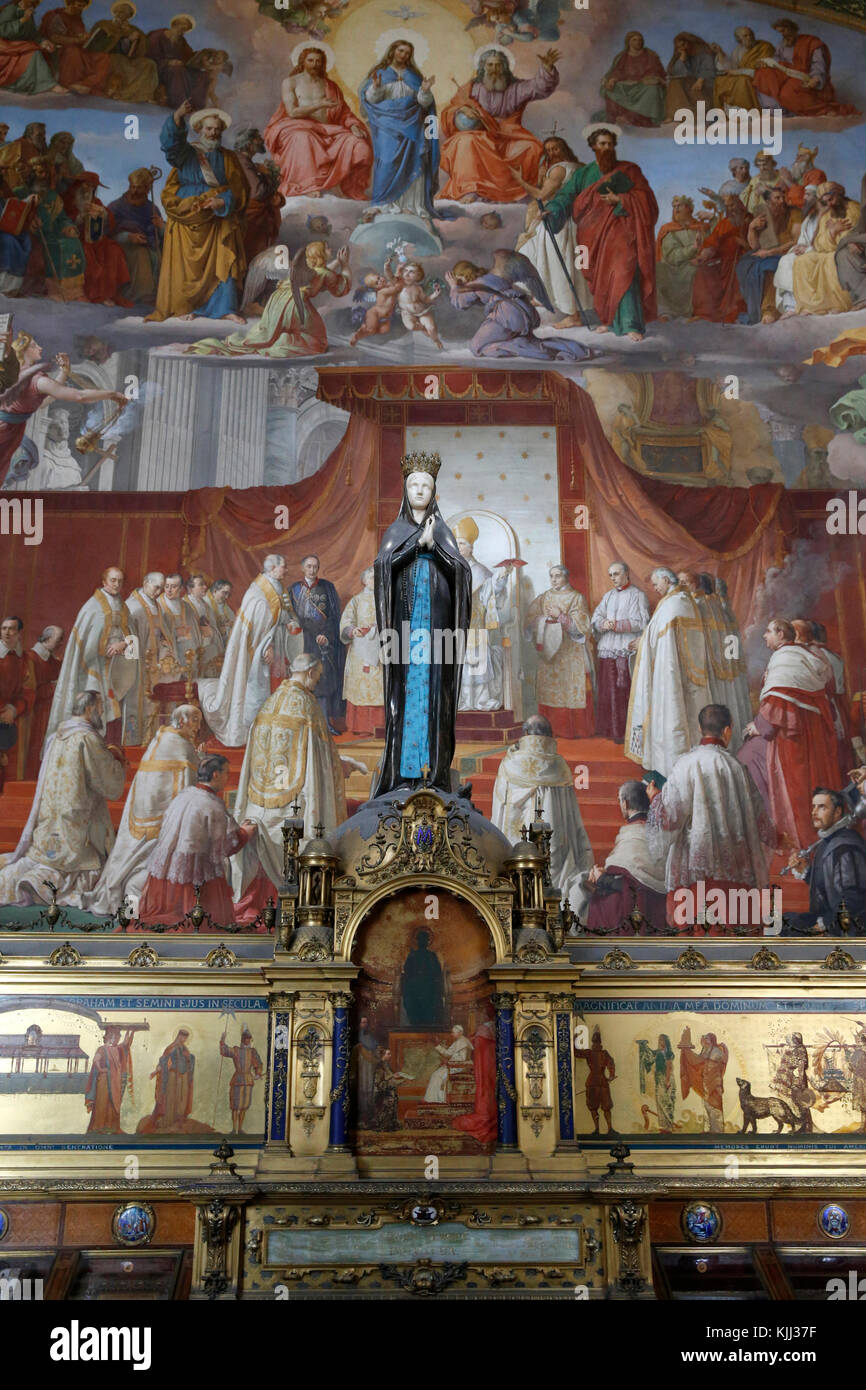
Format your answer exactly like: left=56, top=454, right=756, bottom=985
left=753, top=18, right=857, bottom=119
left=86, top=0, right=160, bottom=103
left=39, top=0, right=113, bottom=95
left=146, top=14, right=211, bottom=108
left=600, top=31, right=665, bottom=128
left=663, top=32, right=717, bottom=122
left=439, top=47, right=559, bottom=203
left=0, top=0, right=63, bottom=95
left=264, top=45, right=372, bottom=200
left=712, top=27, right=775, bottom=111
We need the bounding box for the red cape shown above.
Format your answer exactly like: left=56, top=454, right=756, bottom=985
left=570, top=160, right=658, bottom=324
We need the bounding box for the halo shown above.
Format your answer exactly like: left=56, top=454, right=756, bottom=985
left=190, top=107, right=232, bottom=130
left=373, top=27, right=430, bottom=68
left=581, top=121, right=622, bottom=141
left=291, top=39, right=335, bottom=70
left=472, top=43, right=514, bottom=69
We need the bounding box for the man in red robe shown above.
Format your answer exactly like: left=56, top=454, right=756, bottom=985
left=439, top=47, right=559, bottom=203
left=0, top=614, right=35, bottom=791
left=452, top=1018, right=497, bottom=1145
left=137, top=753, right=256, bottom=926
left=753, top=19, right=857, bottom=119
left=40, top=0, right=112, bottom=94
left=84, top=1024, right=138, bottom=1133
left=543, top=126, right=657, bottom=339
left=64, top=172, right=131, bottom=306
left=738, top=618, right=842, bottom=851
left=264, top=46, right=372, bottom=200
left=691, top=193, right=751, bottom=323
left=22, top=624, right=63, bottom=779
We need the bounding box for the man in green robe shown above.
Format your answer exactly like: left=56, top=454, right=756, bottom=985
left=16, top=154, right=85, bottom=298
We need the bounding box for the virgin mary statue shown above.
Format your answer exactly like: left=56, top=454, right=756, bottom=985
left=372, top=452, right=471, bottom=797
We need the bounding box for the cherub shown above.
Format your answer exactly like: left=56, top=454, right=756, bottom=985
left=397, top=260, right=443, bottom=350
left=350, top=256, right=403, bottom=345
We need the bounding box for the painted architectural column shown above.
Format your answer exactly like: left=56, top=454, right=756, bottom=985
left=266, top=991, right=296, bottom=1146
left=136, top=355, right=201, bottom=489
left=492, top=991, right=518, bottom=1150
left=552, top=995, right=575, bottom=1141
left=327, top=991, right=352, bottom=1151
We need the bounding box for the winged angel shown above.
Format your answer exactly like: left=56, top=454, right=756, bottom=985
left=445, top=249, right=590, bottom=359
left=187, top=241, right=351, bottom=357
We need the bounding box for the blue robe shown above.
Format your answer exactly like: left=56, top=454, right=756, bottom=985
left=360, top=65, right=438, bottom=214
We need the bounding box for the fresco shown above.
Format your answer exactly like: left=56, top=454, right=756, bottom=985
left=574, top=1004, right=866, bottom=1137
left=0, top=995, right=267, bottom=1141
left=350, top=887, right=497, bottom=1153
left=0, top=0, right=862, bottom=943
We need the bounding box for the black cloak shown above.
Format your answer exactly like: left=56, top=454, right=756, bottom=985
left=371, top=481, right=471, bottom=797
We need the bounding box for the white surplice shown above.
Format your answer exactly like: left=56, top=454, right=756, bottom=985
left=85, top=724, right=199, bottom=914
left=626, top=585, right=710, bottom=777
left=491, top=733, right=594, bottom=910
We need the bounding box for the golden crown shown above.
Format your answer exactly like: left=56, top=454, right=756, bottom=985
left=400, top=450, right=442, bottom=480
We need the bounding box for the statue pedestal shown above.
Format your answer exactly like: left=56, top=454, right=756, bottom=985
left=456, top=710, right=524, bottom=742
left=372, top=710, right=523, bottom=742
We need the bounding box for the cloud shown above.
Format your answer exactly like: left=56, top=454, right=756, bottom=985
left=828, top=431, right=866, bottom=484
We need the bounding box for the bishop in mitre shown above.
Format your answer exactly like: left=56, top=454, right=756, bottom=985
left=339, top=567, right=384, bottom=736
left=232, top=654, right=361, bottom=919
left=199, top=554, right=299, bottom=747
left=85, top=704, right=202, bottom=916
left=123, top=571, right=167, bottom=746
left=0, top=691, right=126, bottom=907
left=452, top=516, right=510, bottom=712
left=525, top=563, right=594, bottom=738
left=47, top=565, right=139, bottom=746
left=491, top=714, right=594, bottom=912
left=626, top=567, right=710, bottom=781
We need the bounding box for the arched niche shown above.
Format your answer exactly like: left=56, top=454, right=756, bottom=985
left=337, top=872, right=509, bottom=966
left=345, top=883, right=500, bottom=1157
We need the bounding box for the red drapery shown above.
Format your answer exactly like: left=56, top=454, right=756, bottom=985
left=181, top=412, right=379, bottom=596
left=2, top=372, right=861, bottom=698
left=562, top=380, right=796, bottom=625
left=0, top=413, right=378, bottom=642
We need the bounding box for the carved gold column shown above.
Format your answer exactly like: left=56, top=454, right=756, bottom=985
left=188, top=1189, right=257, bottom=1301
